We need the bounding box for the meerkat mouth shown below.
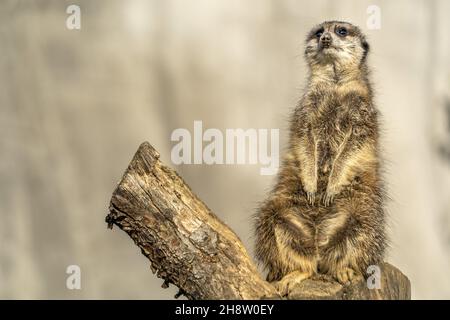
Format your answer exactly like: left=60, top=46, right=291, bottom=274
left=319, top=45, right=344, bottom=55
left=318, top=47, right=337, bottom=56
left=320, top=44, right=338, bottom=51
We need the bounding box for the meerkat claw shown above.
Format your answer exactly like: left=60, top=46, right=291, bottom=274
left=322, top=193, right=334, bottom=206
left=307, top=192, right=316, bottom=204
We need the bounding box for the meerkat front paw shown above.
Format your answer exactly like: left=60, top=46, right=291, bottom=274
left=306, top=191, right=316, bottom=205
left=272, top=270, right=313, bottom=296
left=303, top=181, right=317, bottom=205
left=335, top=267, right=362, bottom=285
left=322, top=183, right=341, bottom=206
left=322, top=192, right=334, bottom=206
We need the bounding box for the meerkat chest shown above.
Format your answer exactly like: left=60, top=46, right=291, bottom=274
left=311, top=94, right=352, bottom=171
left=312, top=94, right=351, bottom=138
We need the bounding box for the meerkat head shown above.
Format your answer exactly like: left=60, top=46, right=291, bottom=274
left=304, top=21, right=369, bottom=69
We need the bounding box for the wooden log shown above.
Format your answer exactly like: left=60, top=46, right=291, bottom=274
left=105, top=142, right=411, bottom=300
left=106, top=142, right=278, bottom=299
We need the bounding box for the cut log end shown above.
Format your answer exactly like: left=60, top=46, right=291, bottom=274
left=106, top=141, right=411, bottom=300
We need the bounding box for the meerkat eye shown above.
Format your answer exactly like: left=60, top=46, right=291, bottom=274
left=315, top=29, right=324, bottom=38
left=336, top=27, right=348, bottom=36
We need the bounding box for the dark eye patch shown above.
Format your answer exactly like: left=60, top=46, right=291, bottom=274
left=336, top=27, right=348, bottom=36
left=315, top=28, right=324, bottom=38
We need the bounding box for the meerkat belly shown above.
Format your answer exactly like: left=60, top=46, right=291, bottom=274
left=315, top=209, right=349, bottom=245
left=315, top=129, right=345, bottom=191
left=316, top=142, right=334, bottom=192
left=304, top=207, right=351, bottom=271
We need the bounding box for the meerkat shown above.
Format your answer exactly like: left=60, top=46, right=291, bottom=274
left=254, top=21, right=387, bottom=295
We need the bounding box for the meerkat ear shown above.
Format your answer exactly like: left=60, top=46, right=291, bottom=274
left=362, top=40, right=370, bottom=53
left=361, top=39, right=370, bottom=60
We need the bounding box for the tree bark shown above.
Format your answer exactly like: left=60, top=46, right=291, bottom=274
left=105, top=142, right=411, bottom=300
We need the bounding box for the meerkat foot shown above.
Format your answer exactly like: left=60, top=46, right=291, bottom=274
left=272, top=270, right=313, bottom=296
left=335, top=267, right=362, bottom=285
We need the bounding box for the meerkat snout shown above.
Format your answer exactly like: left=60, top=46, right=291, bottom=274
left=319, top=32, right=332, bottom=49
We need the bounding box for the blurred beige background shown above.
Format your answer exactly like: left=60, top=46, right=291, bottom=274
left=1, top=0, right=450, bottom=299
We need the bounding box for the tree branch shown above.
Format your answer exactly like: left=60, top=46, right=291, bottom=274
left=105, top=142, right=411, bottom=300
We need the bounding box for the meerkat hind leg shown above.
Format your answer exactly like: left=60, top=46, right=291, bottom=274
left=272, top=270, right=313, bottom=296
left=335, top=267, right=363, bottom=285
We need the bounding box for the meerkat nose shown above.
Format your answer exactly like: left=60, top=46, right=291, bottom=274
left=320, top=32, right=332, bottom=48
